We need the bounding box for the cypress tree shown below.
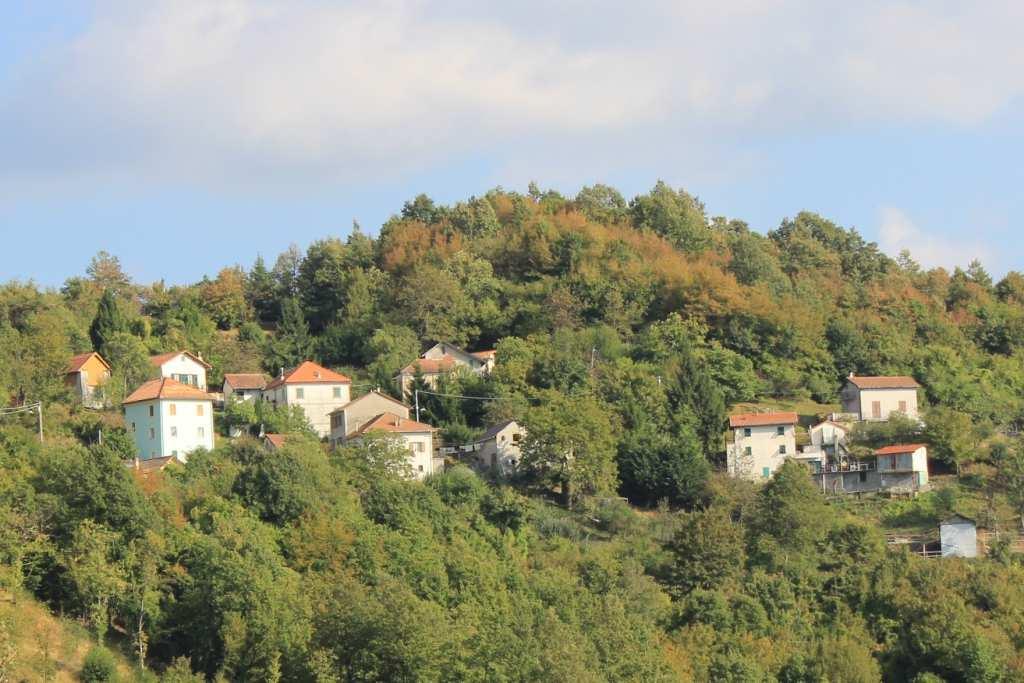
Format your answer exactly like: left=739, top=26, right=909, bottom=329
left=89, top=289, right=127, bottom=351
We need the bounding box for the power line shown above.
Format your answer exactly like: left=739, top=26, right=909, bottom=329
left=413, top=388, right=513, bottom=422
left=0, top=401, right=43, bottom=442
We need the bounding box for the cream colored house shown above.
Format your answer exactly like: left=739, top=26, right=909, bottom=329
left=328, top=391, right=410, bottom=447
left=727, top=412, right=798, bottom=480
left=840, top=375, right=920, bottom=421
left=263, top=361, right=352, bottom=437
left=348, top=412, right=438, bottom=480
left=396, top=342, right=495, bottom=396
left=123, top=378, right=214, bottom=462
left=467, top=420, right=524, bottom=475
left=223, top=373, right=268, bottom=402
left=150, top=351, right=212, bottom=391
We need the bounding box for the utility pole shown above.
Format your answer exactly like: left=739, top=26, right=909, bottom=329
left=36, top=402, right=43, bottom=443
left=415, top=389, right=420, bottom=422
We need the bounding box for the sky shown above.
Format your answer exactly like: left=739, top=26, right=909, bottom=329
left=2, top=1, right=1023, bottom=287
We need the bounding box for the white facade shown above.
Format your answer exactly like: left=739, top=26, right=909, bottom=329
left=265, top=382, right=351, bottom=438
left=940, top=516, right=978, bottom=558
left=125, top=398, right=213, bottom=462
left=351, top=427, right=436, bottom=480
left=472, top=421, right=524, bottom=475
left=728, top=422, right=797, bottom=480
left=153, top=353, right=209, bottom=391
left=840, top=381, right=919, bottom=422
left=329, top=392, right=410, bottom=447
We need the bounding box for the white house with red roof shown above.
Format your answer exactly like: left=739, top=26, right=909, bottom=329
left=123, top=377, right=214, bottom=461
left=396, top=342, right=495, bottom=396
left=727, top=411, right=799, bottom=480
left=840, top=374, right=920, bottom=421
left=263, top=361, right=352, bottom=437
left=348, top=412, right=438, bottom=480
left=875, top=444, right=929, bottom=491
left=150, top=351, right=212, bottom=391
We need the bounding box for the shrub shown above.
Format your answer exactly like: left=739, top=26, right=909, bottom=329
left=80, top=646, right=117, bottom=682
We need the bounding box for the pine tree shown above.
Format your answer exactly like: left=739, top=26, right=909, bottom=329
left=669, top=339, right=726, bottom=459
left=263, top=298, right=313, bottom=373
left=89, top=289, right=127, bottom=352
left=246, top=255, right=278, bottom=323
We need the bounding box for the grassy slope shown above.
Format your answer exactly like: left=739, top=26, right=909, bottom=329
left=0, top=590, right=140, bottom=682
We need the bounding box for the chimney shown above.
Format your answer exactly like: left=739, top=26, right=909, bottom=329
left=196, top=351, right=203, bottom=361
left=279, top=367, right=285, bottom=379
left=848, top=372, right=854, bottom=379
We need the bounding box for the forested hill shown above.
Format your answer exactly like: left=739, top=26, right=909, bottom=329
left=2, top=182, right=1024, bottom=680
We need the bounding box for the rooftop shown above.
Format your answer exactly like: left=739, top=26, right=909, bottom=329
left=265, top=361, right=351, bottom=389
left=223, top=373, right=269, bottom=390
left=150, top=350, right=213, bottom=370
left=65, top=351, right=110, bottom=374
left=352, top=412, right=436, bottom=437
left=729, top=411, right=799, bottom=428
left=846, top=375, right=920, bottom=389
left=123, top=377, right=214, bottom=404
left=875, top=443, right=928, bottom=455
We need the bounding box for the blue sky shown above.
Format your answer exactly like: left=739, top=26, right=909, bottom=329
left=2, top=1, right=1023, bottom=286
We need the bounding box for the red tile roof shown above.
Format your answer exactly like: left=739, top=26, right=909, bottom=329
left=874, top=444, right=927, bottom=455
left=223, top=373, right=269, bottom=390
left=123, top=378, right=214, bottom=404
left=846, top=375, right=920, bottom=389
left=400, top=356, right=459, bottom=375
left=65, top=352, right=110, bottom=374
left=470, top=350, right=496, bottom=360
left=729, top=412, right=799, bottom=428
left=264, top=361, right=351, bottom=389
left=352, top=412, right=436, bottom=436
left=150, top=351, right=212, bottom=370
left=264, top=433, right=287, bottom=449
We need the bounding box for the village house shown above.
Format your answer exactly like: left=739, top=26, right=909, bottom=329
left=727, top=412, right=798, bottom=480
left=347, top=412, right=439, bottom=480
left=123, top=377, right=214, bottom=462
left=150, top=351, right=212, bottom=391
left=65, top=351, right=111, bottom=407
left=396, top=342, right=495, bottom=396
left=457, top=420, right=524, bottom=475
left=222, top=373, right=268, bottom=402
left=799, top=420, right=851, bottom=470
left=328, top=390, right=410, bottom=448
left=263, top=433, right=287, bottom=451
left=840, top=374, right=920, bottom=421
left=262, top=361, right=351, bottom=437
left=814, top=443, right=930, bottom=496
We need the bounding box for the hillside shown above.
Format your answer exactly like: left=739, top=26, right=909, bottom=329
left=1, top=183, right=1024, bottom=680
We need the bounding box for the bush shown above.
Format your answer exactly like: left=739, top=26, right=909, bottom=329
left=80, top=646, right=117, bottom=682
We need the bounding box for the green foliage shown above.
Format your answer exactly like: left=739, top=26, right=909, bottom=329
left=263, top=297, right=314, bottom=372
left=80, top=646, right=118, bottom=682
left=88, top=289, right=127, bottom=353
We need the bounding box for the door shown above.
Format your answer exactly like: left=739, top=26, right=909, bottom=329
left=871, top=401, right=881, bottom=419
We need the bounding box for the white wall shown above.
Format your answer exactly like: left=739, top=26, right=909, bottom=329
left=125, top=398, right=213, bottom=461
left=269, top=382, right=350, bottom=437
left=476, top=423, right=524, bottom=474
left=329, top=394, right=410, bottom=446
left=728, top=424, right=797, bottom=480
left=156, top=354, right=208, bottom=391
left=403, top=432, right=435, bottom=480
left=849, top=387, right=918, bottom=421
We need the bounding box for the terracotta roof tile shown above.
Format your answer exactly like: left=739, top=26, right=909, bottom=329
left=150, top=351, right=213, bottom=370
left=123, top=378, right=214, bottom=404
left=264, top=433, right=287, bottom=449
left=264, top=361, right=351, bottom=390
left=223, top=373, right=269, bottom=390
left=729, top=412, right=799, bottom=428
left=400, top=356, right=459, bottom=375
left=66, top=352, right=110, bottom=374
left=874, top=444, right=927, bottom=455
left=470, top=350, right=496, bottom=360
left=846, top=375, right=920, bottom=389
left=352, top=412, right=436, bottom=437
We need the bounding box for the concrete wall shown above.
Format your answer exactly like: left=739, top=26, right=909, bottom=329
left=728, top=424, right=797, bottom=480
left=842, top=384, right=918, bottom=421
left=329, top=394, right=410, bottom=445
left=156, top=354, right=208, bottom=391
left=267, top=382, right=350, bottom=437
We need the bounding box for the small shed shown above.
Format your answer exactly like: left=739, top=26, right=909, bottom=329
left=940, top=514, right=978, bottom=558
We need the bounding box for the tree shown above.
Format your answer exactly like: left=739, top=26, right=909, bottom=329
left=86, top=251, right=131, bottom=294
left=63, top=520, right=125, bottom=642
left=748, top=460, right=834, bottom=568
left=89, top=289, right=127, bottom=352
left=246, top=255, right=278, bottom=323
left=924, top=407, right=977, bottom=475
left=629, top=181, right=710, bottom=253
left=668, top=340, right=726, bottom=460
left=201, top=267, right=251, bottom=329
left=263, top=298, right=314, bottom=372
left=520, top=390, right=617, bottom=506
left=667, top=507, right=745, bottom=595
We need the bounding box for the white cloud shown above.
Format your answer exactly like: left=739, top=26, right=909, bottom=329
left=4, top=1, right=1024, bottom=189
left=877, top=206, right=993, bottom=271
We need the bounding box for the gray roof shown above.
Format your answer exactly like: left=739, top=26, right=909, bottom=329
left=476, top=420, right=517, bottom=443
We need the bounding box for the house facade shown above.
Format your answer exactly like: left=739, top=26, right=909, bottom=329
left=840, top=375, right=920, bottom=421
left=815, top=444, right=929, bottom=496
left=150, top=351, right=212, bottom=391
left=263, top=361, right=352, bottom=437
left=223, top=373, right=268, bottom=402
left=397, top=342, right=495, bottom=396
left=348, top=412, right=438, bottom=480
left=727, top=412, right=798, bottom=480
left=65, top=352, right=111, bottom=407
left=328, top=391, right=410, bottom=447
left=123, top=378, right=214, bottom=461
left=467, top=420, right=524, bottom=474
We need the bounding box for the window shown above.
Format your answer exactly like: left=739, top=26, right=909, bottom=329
left=414, top=442, right=424, bottom=452
left=743, top=428, right=752, bottom=437
left=296, top=388, right=305, bottom=399
left=131, top=422, right=136, bottom=432
left=762, top=467, right=770, bottom=478
left=333, top=387, right=342, bottom=399
left=779, top=445, right=787, bottom=454
left=198, top=427, right=205, bottom=437
left=148, top=428, right=155, bottom=439
left=170, top=426, right=177, bottom=437
left=744, top=446, right=752, bottom=456
left=859, top=470, right=868, bottom=483
left=776, top=426, right=785, bottom=436
left=871, top=401, right=881, bottom=419
left=196, top=404, right=204, bottom=416
left=512, top=433, right=521, bottom=443
left=898, top=400, right=907, bottom=413
left=149, top=405, right=154, bottom=417
left=169, top=404, right=176, bottom=416
left=418, top=465, right=424, bottom=472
